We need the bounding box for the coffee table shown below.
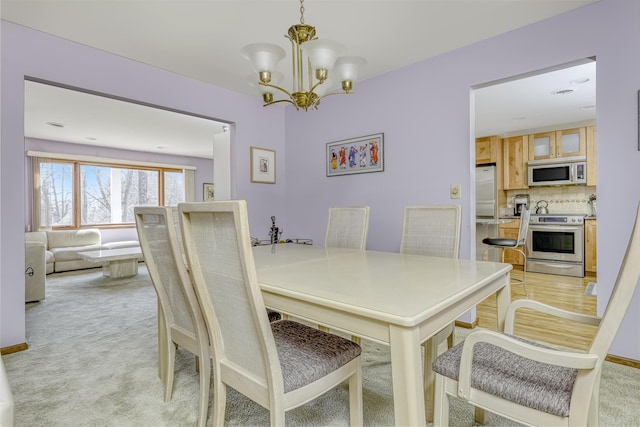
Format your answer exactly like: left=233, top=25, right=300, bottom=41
left=78, top=247, right=144, bottom=278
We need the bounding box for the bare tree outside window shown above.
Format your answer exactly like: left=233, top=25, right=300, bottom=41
left=80, top=165, right=158, bottom=225
left=164, top=171, right=185, bottom=206
left=38, top=160, right=182, bottom=228
left=39, top=162, right=74, bottom=227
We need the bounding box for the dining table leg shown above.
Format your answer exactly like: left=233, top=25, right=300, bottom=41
left=495, top=272, right=511, bottom=332
left=389, top=324, right=426, bottom=427
left=423, top=337, right=438, bottom=423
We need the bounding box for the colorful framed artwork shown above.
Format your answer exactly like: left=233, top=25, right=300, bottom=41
left=250, top=147, right=276, bottom=184
left=326, top=133, right=384, bottom=177
left=203, top=183, right=215, bottom=201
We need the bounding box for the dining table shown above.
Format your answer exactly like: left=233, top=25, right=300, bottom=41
left=252, top=243, right=512, bottom=426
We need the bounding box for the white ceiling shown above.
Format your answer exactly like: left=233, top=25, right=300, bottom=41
left=3, top=0, right=598, bottom=158
left=24, top=81, right=227, bottom=159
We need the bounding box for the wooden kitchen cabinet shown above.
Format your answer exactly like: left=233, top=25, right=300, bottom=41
left=476, top=135, right=501, bottom=165
left=585, top=219, right=597, bottom=273
left=503, top=135, right=529, bottom=190
left=587, top=125, right=596, bottom=186
left=498, top=219, right=524, bottom=266
left=529, top=127, right=586, bottom=161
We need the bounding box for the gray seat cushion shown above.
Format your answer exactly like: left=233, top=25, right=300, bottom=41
left=272, top=320, right=361, bottom=393
left=432, top=333, right=578, bottom=417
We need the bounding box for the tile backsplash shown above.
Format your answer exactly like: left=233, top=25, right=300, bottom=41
left=506, top=186, right=596, bottom=216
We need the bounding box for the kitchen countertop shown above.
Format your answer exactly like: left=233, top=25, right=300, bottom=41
left=477, top=218, right=515, bottom=225
left=499, top=214, right=596, bottom=220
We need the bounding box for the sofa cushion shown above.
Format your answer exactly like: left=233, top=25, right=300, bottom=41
left=46, top=229, right=101, bottom=249
left=44, top=251, right=55, bottom=265
left=50, top=244, right=108, bottom=262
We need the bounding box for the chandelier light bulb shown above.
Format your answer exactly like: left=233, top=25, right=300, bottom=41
left=300, top=39, right=346, bottom=71
left=334, top=56, right=367, bottom=82
left=240, top=43, right=285, bottom=72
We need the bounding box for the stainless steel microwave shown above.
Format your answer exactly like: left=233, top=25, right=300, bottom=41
left=528, top=158, right=587, bottom=186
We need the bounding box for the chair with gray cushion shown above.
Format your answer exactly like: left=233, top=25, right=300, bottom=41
left=323, top=206, right=370, bottom=341
left=135, top=206, right=212, bottom=427
left=325, top=206, right=370, bottom=249
left=432, top=202, right=640, bottom=427
left=179, top=200, right=363, bottom=426
left=400, top=205, right=461, bottom=419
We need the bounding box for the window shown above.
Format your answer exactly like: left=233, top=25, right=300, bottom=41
left=40, top=161, right=74, bottom=227
left=36, top=159, right=186, bottom=229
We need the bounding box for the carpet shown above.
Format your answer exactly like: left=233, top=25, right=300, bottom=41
left=3, top=266, right=640, bottom=426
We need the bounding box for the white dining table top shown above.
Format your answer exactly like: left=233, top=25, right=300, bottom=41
left=253, top=243, right=512, bottom=327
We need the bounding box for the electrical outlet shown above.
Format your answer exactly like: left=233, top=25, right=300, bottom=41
left=450, top=184, right=461, bottom=199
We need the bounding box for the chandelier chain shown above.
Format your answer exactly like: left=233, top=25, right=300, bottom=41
left=299, top=0, right=305, bottom=25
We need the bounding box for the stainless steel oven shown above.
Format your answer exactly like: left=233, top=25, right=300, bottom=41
left=526, top=214, right=585, bottom=277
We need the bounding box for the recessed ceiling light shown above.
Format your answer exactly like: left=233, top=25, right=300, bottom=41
left=571, top=77, right=590, bottom=85
left=46, top=121, right=65, bottom=128
left=552, top=88, right=575, bottom=96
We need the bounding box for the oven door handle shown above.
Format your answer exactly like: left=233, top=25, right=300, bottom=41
left=529, top=225, right=582, bottom=232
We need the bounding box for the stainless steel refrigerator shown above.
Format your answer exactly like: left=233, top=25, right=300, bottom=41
left=475, top=165, right=499, bottom=261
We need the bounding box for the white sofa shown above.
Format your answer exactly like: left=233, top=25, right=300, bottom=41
left=25, top=229, right=139, bottom=276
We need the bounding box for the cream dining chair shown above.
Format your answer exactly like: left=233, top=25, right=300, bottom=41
left=399, top=205, right=462, bottom=420
left=324, top=206, right=370, bottom=249
left=432, top=202, right=640, bottom=427
left=134, top=206, right=212, bottom=427
left=178, top=200, right=363, bottom=426
left=322, top=206, right=370, bottom=342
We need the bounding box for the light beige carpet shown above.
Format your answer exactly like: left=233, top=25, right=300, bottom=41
left=3, top=266, right=640, bottom=426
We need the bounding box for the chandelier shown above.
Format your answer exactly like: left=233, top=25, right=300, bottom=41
left=241, top=0, right=366, bottom=111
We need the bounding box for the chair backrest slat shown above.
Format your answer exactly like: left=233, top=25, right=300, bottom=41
left=325, top=206, right=370, bottom=249
left=179, top=201, right=282, bottom=394
left=590, top=203, right=640, bottom=359
left=135, top=206, right=196, bottom=334
left=400, top=205, right=462, bottom=258
left=516, top=207, right=531, bottom=246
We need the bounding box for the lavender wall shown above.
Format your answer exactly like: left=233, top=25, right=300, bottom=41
left=283, top=0, right=640, bottom=360
left=1, top=21, right=287, bottom=348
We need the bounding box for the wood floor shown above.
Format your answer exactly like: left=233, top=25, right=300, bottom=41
left=475, top=267, right=598, bottom=351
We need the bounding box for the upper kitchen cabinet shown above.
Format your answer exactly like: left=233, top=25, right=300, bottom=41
left=503, top=135, right=529, bottom=190
left=476, top=135, right=501, bottom=165
left=587, top=125, right=596, bottom=186
left=529, top=127, right=586, bottom=161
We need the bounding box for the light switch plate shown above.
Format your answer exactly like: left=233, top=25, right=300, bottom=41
left=450, top=184, right=461, bottom=199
